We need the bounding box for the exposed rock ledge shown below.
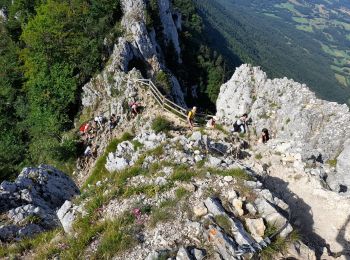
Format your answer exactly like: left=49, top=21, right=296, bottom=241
left=0, top=165, right=79, bottom=242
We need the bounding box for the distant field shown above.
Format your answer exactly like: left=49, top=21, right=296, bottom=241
left=273, top=0, right=350, bottom=88
left=195, top=0, right=350, bottom=105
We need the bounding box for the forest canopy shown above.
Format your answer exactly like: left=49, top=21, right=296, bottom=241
left=0, top=0, right=122, bottom=180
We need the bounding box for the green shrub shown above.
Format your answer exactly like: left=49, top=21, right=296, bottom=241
left=255, top=153, right=263, bottom=160
left=151, top=116, right=172, bottom=133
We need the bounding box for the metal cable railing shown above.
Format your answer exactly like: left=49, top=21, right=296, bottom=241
left=132, top=78, right=214, bottom=124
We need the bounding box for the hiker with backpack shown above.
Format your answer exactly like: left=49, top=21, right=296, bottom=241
left=84, top=144, right=92, bottom=157
left=187, top=106, right=197, bottom=130
left=230, top=113, right=249, bottom=134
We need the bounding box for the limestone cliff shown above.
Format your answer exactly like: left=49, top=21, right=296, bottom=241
left=81, top=0, right=186, bottom=111
left=216, top=64, right=350, bottom=192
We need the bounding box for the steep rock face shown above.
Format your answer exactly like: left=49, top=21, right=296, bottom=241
left=216, top=64, right=350, bottom=190
left=158, top=0, right=181, bottom=59
left=0, top=165, right=79, bottom=241
left=81, top=0, right=186, bottom=111
left=81, top=69, right=141, bottom=114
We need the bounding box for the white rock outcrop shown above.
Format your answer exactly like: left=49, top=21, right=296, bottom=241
left=216, top=64, right=350, bottom=191
left=0, top=165, right=79, bottom=241
left=57, top=200, right=84, bottom=234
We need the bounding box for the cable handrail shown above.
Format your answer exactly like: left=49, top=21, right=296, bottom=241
left=132, top=78, right=215, bottom=123
left=85, top=77, right=215, bottom=126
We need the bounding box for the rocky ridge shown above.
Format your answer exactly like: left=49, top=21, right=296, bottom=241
left=216, top=64, right=350, bottom=256
left=68, top=129, right=306, bottom=260
left=81, top=0, right=186, bottom=112
left=216, top=64, right=350, bottom=192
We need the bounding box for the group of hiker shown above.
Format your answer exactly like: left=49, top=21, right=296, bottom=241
left=80, top=100, right=269, bottom=167
left=79, top=100, right=142, bottom=167
left=187, top=106, right=270, bottom=144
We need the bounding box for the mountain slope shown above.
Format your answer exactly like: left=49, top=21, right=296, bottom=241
left=195, top=0, right=350, bottom=105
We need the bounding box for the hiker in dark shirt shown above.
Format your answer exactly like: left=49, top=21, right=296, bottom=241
left=230, top=114, right=249, bottom=133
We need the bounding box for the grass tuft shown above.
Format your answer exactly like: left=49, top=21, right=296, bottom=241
left=327, top=159, right=337, bottom=168
left=0, top=229, right=61, bottom=259
left=95, top=213, right=136, bottom=259
left=149, top=199, right=176, bottom=228
left=214, top=215, right=232, bottom=236
left=131, top=140, right=144, bottom=150
left=175, top=187, right=190, bottom=199
left=170, top=164, right=196, bottom=182
left=151, top=116, right=172, bottom=134
left=215, top=124, right=229, bottom=135
left=255, top=153, right=263, bottom=160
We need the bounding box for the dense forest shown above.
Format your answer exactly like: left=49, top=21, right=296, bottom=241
left=194, top=0, right=350, bottom=105
left=0, top=0, right=228, bottom=180
left=0, top=0, right=123, bottom=180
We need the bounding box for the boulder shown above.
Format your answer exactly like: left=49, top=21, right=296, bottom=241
left=105, top=155, right=130, bottom=172
left=204, top=198, right=258, bottom=251
left=254, top=198, right=293, bottom=238
left=245, top=218, right=265, bottom=242
left=57, top=200, right=83, bottom=234
left=145, top=251, right=160, bottom=260
left=245, top=203, right=257, bottom=215
left=193, top=203, right=208, bottom=218
left=0, top=165, right=78, bottom=241
left=134, top=131, right=166, bottom=150
left=191, top=248, right=206, bottom=260
left=231, top=198, right=244, bottom=217
left=206, top=224, right=238, bottom=259
left=286, top=241, right=316, bottom=260
left=224, top=176, right=233, bottom=182
left=190, top=131, right=202, bottom=143
left=207, top=156, right=222, bottom=167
